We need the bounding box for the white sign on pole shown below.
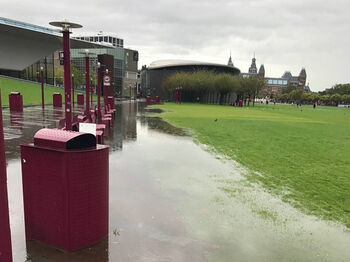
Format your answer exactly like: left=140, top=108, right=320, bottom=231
left=103, top=75, right=111, bottom=86
left=79, top=123, right=96, bottom=136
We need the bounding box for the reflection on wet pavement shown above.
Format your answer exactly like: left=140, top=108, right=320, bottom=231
left=4, top=102, right=350, bottom=262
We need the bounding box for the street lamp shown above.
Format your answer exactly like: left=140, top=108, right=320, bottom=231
left=71, top=73, right=75, bottom=108
left=49, top=20, right=82, bottom=130
left=97, top=62, right=102, bottom=120
left=0, top=90, right=13, bottom=261
left=40, top=66, right=44, bottom=109
left=90, top=77, right=93, bottom=107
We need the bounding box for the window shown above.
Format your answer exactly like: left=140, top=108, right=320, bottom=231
left=267, top=79, right=273, bottom=84
left=278, top=80, right=282, bottom=85
left=90, top=37, right=93, bottom=41
left=104, top=36, right=108, bottom=42
left=109, top=37, right=112, bottom=43
left=94, top=37, right=98, bottom=42
left=273, top=79, right=277, bottom=85
left=99, top=36, right=103, bottom=42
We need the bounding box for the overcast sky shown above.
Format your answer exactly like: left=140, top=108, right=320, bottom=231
left=1, top=0, right=350, bottom=91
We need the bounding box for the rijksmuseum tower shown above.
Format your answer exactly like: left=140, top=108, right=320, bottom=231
left=237, top=56, right=309, bottom=96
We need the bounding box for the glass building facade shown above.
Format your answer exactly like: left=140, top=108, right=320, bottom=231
left=70, top=48, right=125, bottom=95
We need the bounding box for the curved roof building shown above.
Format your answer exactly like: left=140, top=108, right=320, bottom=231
left=141, top=59, right=240, bottom=99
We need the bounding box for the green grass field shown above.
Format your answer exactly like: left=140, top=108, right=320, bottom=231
left=154, top=103, right=350, bottom=228
left=0, top=77, right=95, bottom=106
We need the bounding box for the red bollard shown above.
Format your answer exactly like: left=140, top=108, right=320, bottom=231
left=155, top=96, right=160, bottom=104
left=9, top=92, right=23, bottom=112
left=53, top=93, right=62, bottom=107
left=107, top=96, right=115, bottom=110
left=77, top=94, right=84, bottom=105
left=0, top=91, right=13, bottom=262
left=146, top=96, right=151, bottom=106
left=21, top=129, right=109, bottom=252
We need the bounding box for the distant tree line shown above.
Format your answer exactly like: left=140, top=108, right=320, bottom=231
left=162, top=70, right=266, bottom=106
left=275, top=83, right=350, bottom=106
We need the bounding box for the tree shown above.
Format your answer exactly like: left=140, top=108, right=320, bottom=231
left=330, top=94, right=341, bottom=106
left=289, top=89, right=304, bottom=103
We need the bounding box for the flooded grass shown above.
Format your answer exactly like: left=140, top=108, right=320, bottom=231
left=153, top=102, right=350, bottom=228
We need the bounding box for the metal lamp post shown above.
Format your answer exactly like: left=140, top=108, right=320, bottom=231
left=0, top=90, right=13, bottom=262
left=84, top=50, right=90, bottom=115
left=71, top=74, right=75, bottom=108
left=90, top=77, right=93, bottom=107
left=97, top=62, right=102, bottom=121
left=49, top=20, right=82, bottom=130
left=179, top=86, right=183, bottom=104
left=40, top=66, right=44, bottom=109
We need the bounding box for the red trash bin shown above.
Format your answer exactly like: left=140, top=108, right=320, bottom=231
left=20, top=128, right=109, bottom=251
left=155, top=96, right=160, bottom=104
left=9, top=92, right=23, bottom=112
left=77, top=93, right=84, bottom=105
left=53, top=93, right=62, bottom=107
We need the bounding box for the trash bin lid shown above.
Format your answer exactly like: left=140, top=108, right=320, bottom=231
left=10, top=92, right=20, bottom=95
left=34, top=128, right=96, bottom=150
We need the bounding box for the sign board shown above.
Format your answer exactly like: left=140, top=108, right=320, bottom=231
left=79, top=123, right=96, bottom=136
left=59, top=51, right=64, bottom=65
left=103, top=75, right=111, bottom=86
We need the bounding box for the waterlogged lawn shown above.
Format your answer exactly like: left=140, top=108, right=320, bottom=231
left=0, top=77, right=96, bottom=106
left=154, top=103, right=350, bottom=228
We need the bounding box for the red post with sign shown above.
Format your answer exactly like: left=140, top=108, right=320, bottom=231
left=103, top=74, right=111, bottom=104
left=0, top=90, right=13, bottom=262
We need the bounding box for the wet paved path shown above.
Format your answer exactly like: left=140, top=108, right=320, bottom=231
left=3, top=102, right=350, bottom=261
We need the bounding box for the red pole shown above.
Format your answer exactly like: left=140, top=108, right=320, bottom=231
left=63, top=30, right=72, bottom=130
left=0, top=90, right=13, bottom=262
left=85, top=56, right=90, bottom=115
left=72, top=74, right=75, bottom=108
left=97, top=66, right=101, bottom=120
left=90, top=78, right=93, bottom=107
left=179, top=88, right=182, bottom=104
left=40, top=68, right=44, bottom=109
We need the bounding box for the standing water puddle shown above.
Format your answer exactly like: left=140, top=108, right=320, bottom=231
left=3, top=102, right=350, bottom=261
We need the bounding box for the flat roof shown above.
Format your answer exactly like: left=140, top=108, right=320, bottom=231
left=0, top=17, right=112, bottom=71
left=149, top=59, right=240, bottom=73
